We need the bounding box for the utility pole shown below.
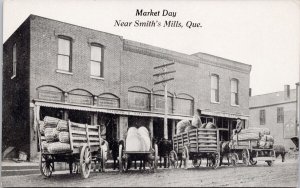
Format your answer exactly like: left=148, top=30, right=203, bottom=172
left=154, top=61, right=175, bottom=139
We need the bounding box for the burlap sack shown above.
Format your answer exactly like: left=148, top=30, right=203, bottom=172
left=205, top=122, right=216, bottom=129
left=39, top=121, right=45, bottom=135
left=59, top=132, right=70, bottom=143
left=47, top=142, right=71, bottom=154
left=176, top=120, right=191, bottom=134
left=138, top=126, right=151, bottom=151
left=45, top=128, right=59, bottom=142
left=56, top=120, right=68, bottom=131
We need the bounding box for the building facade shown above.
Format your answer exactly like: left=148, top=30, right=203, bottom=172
left=249, top=84, right=299, bottom=150
left=3, top=15, right=251, bottom=160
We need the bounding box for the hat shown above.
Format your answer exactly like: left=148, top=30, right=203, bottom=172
left=237, top=117, right=241, bottom=120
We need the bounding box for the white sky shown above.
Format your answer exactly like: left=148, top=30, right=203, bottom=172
left=3, top=0, right=300, bottom=96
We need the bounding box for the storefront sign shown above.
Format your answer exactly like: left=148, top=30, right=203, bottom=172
left=98, top=98, right=119, bottom=108
left=68, top=94, right=92, bottom=105
left=38, top=91, right=62, bottom=102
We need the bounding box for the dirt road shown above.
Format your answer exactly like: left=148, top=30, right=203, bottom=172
left=2, top=158, right=298, bottom=187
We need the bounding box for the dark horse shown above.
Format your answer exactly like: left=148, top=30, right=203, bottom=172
left=109, top=138, right=120, bottom=170
left=157, top=138, right=173, bottom=168
left=273, top=145, right=287, bottom=162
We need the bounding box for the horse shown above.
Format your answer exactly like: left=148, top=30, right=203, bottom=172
left=157, top=138, right=173, bottom=168
left=219, top=141, right=231, bottom=166
left=273, top=145, right=287, bottom=162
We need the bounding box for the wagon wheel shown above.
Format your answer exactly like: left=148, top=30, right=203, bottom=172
left=80, top=144, right=92, bottom=179
left=182, top=146, right=189, bottom=170
left=212, top=152, right=220, bottom=169
left=242, top=149, right=250, bottom=166
left=39, top=153, right=54, bottom=178
left=100, top=147, right=106, bottom=172
left=249, top=150, right=258, bottom=165
left=118, top=144, right=129, bottom=172
left=153, top=144, right=158, bottom=172
left=169, top=150, right=178, bottom=168
left=231, top=152, right=239, bottom=166
left=192, top=158, right=201, bottom=168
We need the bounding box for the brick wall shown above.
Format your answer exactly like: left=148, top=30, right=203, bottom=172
left=3, top=17, right=31, bottom=155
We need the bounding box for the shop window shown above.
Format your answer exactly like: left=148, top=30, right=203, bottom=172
left=57, top=36, right=72, bottom=72
left=277, top=107, right=284, bottom=123
left=12, top=43, right=17, bottom=79
left=260, top=109, right=265, bottom=125
left=231, top=79, right=239, bottom=105
left=90, top=44, right=103, bottom=77
left=211, top=74, right=219, bottom=103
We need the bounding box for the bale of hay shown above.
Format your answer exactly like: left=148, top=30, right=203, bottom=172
left=205, top=122, right=216, bottom=129
left=233, top=133, right=260, bottom=141
left=176, top=120, right=191, bottom=134
left=39, top=121, right=45, bottom=135
left=239, top=128, right=270, bottom=136
left=56, top=120, right=68, bottom=131
left=47, top=142, right=71, bottom=154
left=45, top=128, right=59, bottom=142
left=41, top=141, right=49, bottom=151
left=138, top=126, right=151, bottom=151
left=59, top=132, right=70, bottom=143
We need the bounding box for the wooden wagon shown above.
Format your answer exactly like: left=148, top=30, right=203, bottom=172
left=171, top=128, right=220, bottom=169
left=38, top=120, right=107, bottom=179
left=229, top=137, right=276, bottom=166
left=118, top=129, right=158, bottom=173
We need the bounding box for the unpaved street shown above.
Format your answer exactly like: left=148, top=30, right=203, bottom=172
left=2, top=158, right=299, bottom=187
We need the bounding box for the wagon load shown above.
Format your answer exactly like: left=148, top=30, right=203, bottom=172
left=125, top=126, right=151, bottom=152
left=39, top=116, right=101, bottom=154
left=176, top=120, right=191, bottom=134
left=232, top=127, right=274, bottom=149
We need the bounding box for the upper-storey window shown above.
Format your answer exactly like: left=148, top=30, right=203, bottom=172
left=90, top=44, right=103, bottom=77
left=231, top=79, right=239, bottom=105
left=211, top=74, right=219, bottom=103
left=260, top=109, right=266, bottom=125
left=12, top=43, right=17, bottom=79
left=277, top=107, right=284, bottom=123
left=57, top=37, right=72, bottom=72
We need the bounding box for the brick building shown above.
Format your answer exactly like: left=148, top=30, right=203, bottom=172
left=3, top=15, right=251, bottom=160
left=249, top=84, right=299, bottom=150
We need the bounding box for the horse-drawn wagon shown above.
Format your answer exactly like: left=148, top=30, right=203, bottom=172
left=228, top=128, right=276, bottom=167
left=38, top=116, right=107, bottom=179
left=118, top=126, right=158, bottom=172
left=171, top=121, right=220, bottom=169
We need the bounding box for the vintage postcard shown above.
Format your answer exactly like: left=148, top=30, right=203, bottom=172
left=2, top=0, right=299, bottom=187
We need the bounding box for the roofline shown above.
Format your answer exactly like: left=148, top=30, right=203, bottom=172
left=250, top=100, right=296, bottom=109
left=192, top=52, right=252, bottom=69
left=250, top=88, right=297, bottom=98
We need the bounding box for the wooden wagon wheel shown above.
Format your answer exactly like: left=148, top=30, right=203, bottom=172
left=80, top=144, right=92, bottom=179
left=182, top=146, right=189, bottom=170
left=266, top=150, right=275, bottom=167
left=100, top=147, right=107, bottom=172
left=39, top=153, right=54, bottom=178
left=118, top=144, right=129, bottom=172
left=192, top=158, right=201, bottom=168
left=169, top=150, right=178, bottom=168
left=212, top=152, right=220, bottom=169
left=242, top=149, right=250, bottom=166
left=249, top=150, right=258, bottom=165
left=230, top=152, right=239, bottom=166
left=153, top=144, right=158, bottom=172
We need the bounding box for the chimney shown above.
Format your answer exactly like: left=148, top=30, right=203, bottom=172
left=284, top=84, right=290, bottom=100
left=249, top=88, right=252, bottom=97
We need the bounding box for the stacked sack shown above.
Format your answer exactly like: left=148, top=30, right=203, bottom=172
left=232, top=127, right=274, bottom=149
left=125, top=126, right=151, bottom=152
left=39, top=116, right=71, bottom=154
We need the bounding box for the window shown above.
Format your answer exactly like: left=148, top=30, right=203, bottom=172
left=231, top=79, right=239, bottom=105
left=90, top=44, right=103, bottom=77
left=211, top=74, right=219, bottom=102
left=12, top=43, right=17, bottom=78
left=57, top=37, right=71, bottom=72
left=277, top=107, right=284, bottom=123
left=260, top=109, right=265, bottom=125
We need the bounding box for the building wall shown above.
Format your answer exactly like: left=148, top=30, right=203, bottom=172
left=249, top=102, right=296, bottom=149
left=2, top=18, right=31, bottom=155
left=29, top=15, right=123, bottom=101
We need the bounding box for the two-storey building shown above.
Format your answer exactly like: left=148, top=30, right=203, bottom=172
left=3, top=15, right=251, bottom=160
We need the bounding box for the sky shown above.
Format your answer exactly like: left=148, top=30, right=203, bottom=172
left=3, top=0, right=300, bottom=96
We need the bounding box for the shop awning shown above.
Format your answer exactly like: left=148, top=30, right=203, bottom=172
left=202, top=109, right=249, bottom=120
left=32, top=99, right=193, bottom=120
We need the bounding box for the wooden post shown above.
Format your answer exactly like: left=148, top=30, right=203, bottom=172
left=68, top=120, right=74, bottom=151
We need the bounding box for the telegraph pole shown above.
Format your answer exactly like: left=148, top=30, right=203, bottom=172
left=154, top=61, right=175, bottom=139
